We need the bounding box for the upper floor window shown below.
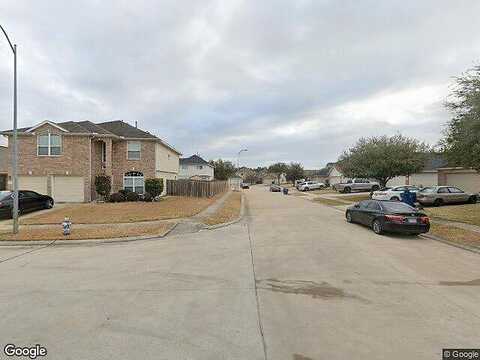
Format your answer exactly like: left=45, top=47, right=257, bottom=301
left=38, top=134, right=62, bottom=156
left=127, top=141, right=141, bottom=160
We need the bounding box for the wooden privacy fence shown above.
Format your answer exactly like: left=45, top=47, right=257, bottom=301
left=166, top=179, right=229, bottom=197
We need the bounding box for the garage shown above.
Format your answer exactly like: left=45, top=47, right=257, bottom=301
left=18, top=176, right=48, bottom=195
left=445, top=172, right=480, bottom=193
left=52, top=176, right=85, bottom=202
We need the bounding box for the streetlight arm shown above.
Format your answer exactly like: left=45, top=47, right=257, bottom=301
left=0, top=24, right=15, bottom=53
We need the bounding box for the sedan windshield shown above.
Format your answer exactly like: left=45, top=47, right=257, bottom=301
left=381, top=202, right=416, bottom=212
left=420, top=187, right=436, bottom=193
left=0, top=191, right=12, bottom=201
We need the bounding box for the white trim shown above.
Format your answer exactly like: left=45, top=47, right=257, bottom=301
left=27, top=120, right=70, bottom=133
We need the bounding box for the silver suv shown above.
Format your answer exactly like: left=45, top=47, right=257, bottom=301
left=297, top=181, right=325, bottom=191
left=334, top=178, right=380, bottom=193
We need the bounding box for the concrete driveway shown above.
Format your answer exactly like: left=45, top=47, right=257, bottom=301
left=0, top=186, right=479, bottom=359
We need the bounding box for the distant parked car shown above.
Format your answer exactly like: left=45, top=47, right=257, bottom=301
left=298, top=181, right=325, bottom=191
left=0, top=190, right=54, bottom=218
left=241, top=183, right=250, bottom=189
left=416, top=186, right=477, bottom=206
left=371, top=185, right=422, bottom=201
left=334, top=178, right=380, bottom=193
left=345, top=200, right=430, bottom=235
left=270, top=184, right=282, bottom=192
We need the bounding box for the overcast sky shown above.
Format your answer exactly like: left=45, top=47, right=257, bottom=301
left=1, top=1, right=479, bottom=169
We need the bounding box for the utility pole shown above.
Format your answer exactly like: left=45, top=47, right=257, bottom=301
left=1, top=25, right=19, bottom=234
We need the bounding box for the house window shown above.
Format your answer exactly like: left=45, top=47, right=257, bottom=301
left=127, top=141, right=141, bottom=160
left=123, top=171, right=144, bottom=194
left=101, top=142, right=107, bottom=163
left=197, top=165, right=203, bottom=169
left=37, top=133, right=62, bottom=156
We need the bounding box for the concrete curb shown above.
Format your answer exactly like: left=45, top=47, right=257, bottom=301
left=203, top=192, right=245, bottom=230
left=0, top=222, right=179, bottom=247
left=420, top=233, right=480, bottom=255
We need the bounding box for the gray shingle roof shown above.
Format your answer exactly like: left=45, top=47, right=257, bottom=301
left=180, top=155, right=210, bottom=166
left=97, top=120, right=157, bottom=139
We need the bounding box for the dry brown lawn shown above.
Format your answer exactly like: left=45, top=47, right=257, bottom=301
left=310, top=188, right=337, bottom=195
left=429, top=223, right=480, bottom=249
left=425, top=204, right=480, bottom=226
left=21, top=196, right=218, bottom=225
left=312, top=197, right=349, bottom=207
left=0, top=222, right=175, bottom=241
left=332, top=193, right=371, bottom=203
left=203, top=192, right=242, bottom=226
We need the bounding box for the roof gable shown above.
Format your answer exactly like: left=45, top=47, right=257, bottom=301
left=26, top=120, right=69, bottom=133
left=180, top=155, right=211, bottom=166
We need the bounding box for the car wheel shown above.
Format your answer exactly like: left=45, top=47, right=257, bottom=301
left=344, top=187, right=351, bottom=193
left=468, top=196, right=477, bottom=204
left=45, top=199, right=54, bottom=209
left=372, top=219, right=383, bottom=234
left=346, top=211, right=353, bottom=223
left=390, top=196, right=400, bottom=201
left=433, top=198, right=443, bottom=207
left=372, top=185, right=380, bottom=191
left=304, top=187, right=309, bottom=191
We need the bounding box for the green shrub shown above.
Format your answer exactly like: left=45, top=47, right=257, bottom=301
left=119, top=189, right=131, bottom=197
left=145, top=178, right=163, bottom=198
left=143, top=192, right=153, bottom=202
left=109, top=192, right=125, bottom=203
left=95, top=175, right=111, bottom=199
left=125, top=192, right=140, bottom=202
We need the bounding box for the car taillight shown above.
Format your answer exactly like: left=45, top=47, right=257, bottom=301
left=420, top=216, right=430, bottom=224
left=385, top=215, right=406, bottom=224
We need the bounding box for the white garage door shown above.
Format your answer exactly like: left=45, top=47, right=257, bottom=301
left=18, top=176, right=48, bottom=195
left=446, top=173, right=480, bottom=194
left=410, top=173, right=437, bottom=187
left=52, top=176, right=84, bottom=202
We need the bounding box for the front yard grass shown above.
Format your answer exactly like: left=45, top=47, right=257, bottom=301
left=312, top=197, right=349, bottom=207
left=429, top=223, right=480, bottom=249
left=0, top=222, right=175, bottom=241
left=309, top=188, right=337, bottom=195
left=21, top=196, right=218, bottom=225
left=332, top=193, right=371, bottom=203
left=425, top=203, right=480, bottom=227
left=203, top=192, right=242, bottom=226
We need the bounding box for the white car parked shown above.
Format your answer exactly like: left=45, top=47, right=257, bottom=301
left=298, top=181, right=325, bottom=191
left=371, top=185, right=422, bottom=201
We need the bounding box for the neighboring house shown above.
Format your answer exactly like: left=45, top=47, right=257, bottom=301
left=0, top=120, right=181, bottom=202
left=387, top=154, right=480, bottom=193
left=306, top=163, right=345, bottom=186
left=387, top=154, right=448, bottom=187
left=0, top=146, right=8, bottom=190
left=263, top=172, right=287, bottom=184
left=178, top=155, right=214, bottom=181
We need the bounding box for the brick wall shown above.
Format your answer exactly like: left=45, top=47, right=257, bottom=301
left=7, top=124, right=92, bottom=201
left=111, top=140, right=156, bottom=192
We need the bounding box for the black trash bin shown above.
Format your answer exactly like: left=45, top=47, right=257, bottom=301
left=283, top=188, right=289, bottom=195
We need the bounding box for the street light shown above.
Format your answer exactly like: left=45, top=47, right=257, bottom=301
left=237, top=149, right=248, bottom=169
left=0, top=25, right=19, bottom=234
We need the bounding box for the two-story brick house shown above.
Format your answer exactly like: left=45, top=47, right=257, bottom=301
left=1, top=120, right=181, bottom=202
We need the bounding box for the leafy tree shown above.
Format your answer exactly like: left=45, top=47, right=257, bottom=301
left=285, top=162, right=304, bottom=184
left=145, top=178, right=164, bottom=198
left=209, top=159, right=236, bottom=180
left=442, top=64, right=480, bottom=170
left=338, top=134, right=429, bottom=187
left=95, top=175, right=111, bottom=200
left=268, top=162, right=288, bottom=184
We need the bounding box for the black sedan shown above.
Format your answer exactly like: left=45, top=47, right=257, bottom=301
left=345, top=200, right=430, bottom=235
left=0, top=190, right=54, bottom=218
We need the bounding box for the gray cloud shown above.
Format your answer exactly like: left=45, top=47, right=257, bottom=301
left=1, top=0, right=479, bottom=168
